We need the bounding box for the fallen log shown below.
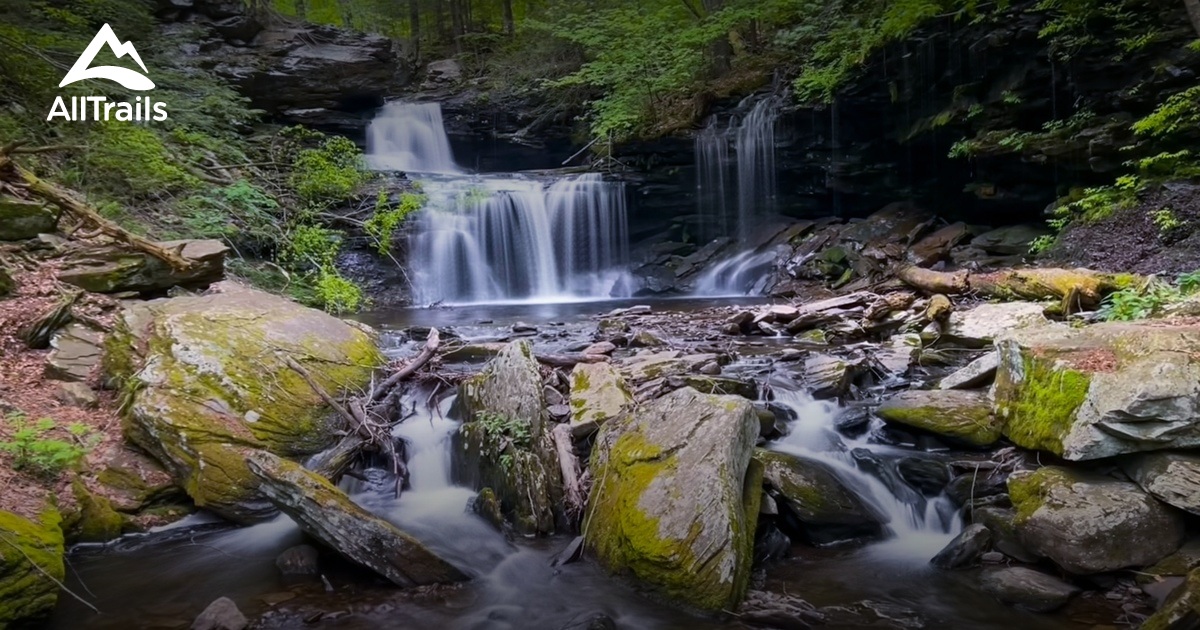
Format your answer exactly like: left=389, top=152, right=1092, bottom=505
left=0, top=144, right=195, bottom=271
left=551, top=423, right=585, bottom=522
left=897, top=266, right=1137, bottom=310
left=371, top=328, right=440, bottom=402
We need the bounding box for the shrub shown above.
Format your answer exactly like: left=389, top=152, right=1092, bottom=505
left=364, top=191, right=425, bottom=255
left=290, top=136, right=370, bottom=206
left=0, top=413, right=98, bottom=478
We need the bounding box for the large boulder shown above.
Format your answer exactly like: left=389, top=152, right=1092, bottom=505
left=0, top=509, right=64, bottom=626
left=941, top=302, right=1051, bottom=347
left=586, top=387, right=761, bottom=611
left=57, top=239, right=228, bottom=295
left=569, top=362, right=633, bottom=438
left=453, top=340, right=562, bottom=535
left=757, top=450, right=884, bottom=545
left=1125, top=452, right=1200, bottom=516
left=1143, top=567, right=1200, bottom=630
left=0, top=196, right=58, bottom=241
left=994, top=322, right=1200, bottom=460
left=1008, top=467, right=1185, bottom=574
left=247, top=451, right=466, bottom=587
left=105, top=287, right=383, bottom=523
left=876, top=389, right=1000, bottom=447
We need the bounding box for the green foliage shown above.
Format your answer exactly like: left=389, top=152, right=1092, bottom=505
left=1029, top=234, right=1056, bottom=255
left=0, top=413, right=98, bottom=478
left=314, top=269, right=364, bottom=314
left=1132, top=86, right=1200, bottom=138
left=1152, top=207, right=1184, bottom=233
left=476, top=411, right=532, bottom=470
left=290, top=136, right=371, bottom=206
left=175, top=180, right=281, bottom=251
left=1100, top=271, right=1200, bottom=321
left=364, top=191, right=425, bottom=255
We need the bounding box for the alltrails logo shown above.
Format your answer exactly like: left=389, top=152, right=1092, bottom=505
left=46, top=23, right=168, bottom=122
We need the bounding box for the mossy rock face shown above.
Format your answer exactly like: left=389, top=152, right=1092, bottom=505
left=452, top=340, right=561, bottom=535
left=0, top=196, right=58, bottom=241
left=56, top=240, right=228, bottom=295
left=756, top=450, right=884, bottom=545
left=106, top=288, right=384, bottom=523
left=64, top=478, right=125, bottom=543
left=569, top=362, right=632, bottom=438
left=585, top=387, right=760, bottom=612
left=0, top=508, right=65, bottom=626
left=1007, top=466, right=1185, bottom=574
left=876, top=389, right=1000, bottom=447
left=994, top=323, right=1200, bottom=460
left=94, top=446, right=186, bottom=514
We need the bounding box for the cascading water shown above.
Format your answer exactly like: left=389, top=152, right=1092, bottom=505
left=366, top=101, right=460, bottom=174
left=768, top=385, right=962, bottom=563
left=365, top=102, right=633, bottom=305
left=693, top=95, right=781, bottom=295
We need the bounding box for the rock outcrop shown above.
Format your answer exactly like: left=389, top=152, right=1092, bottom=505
left=1125, top=452, right=1200, bottom=516
left=1007, top=467, right=1185, bottom=574
left=586, top=387, right=761, bottom=611
left=994, top=322, right=1200, bottom=460
left=568, top=362, right=633, bottom=438
left=106, top=287, right=383, bottom=523
left=979, top=567, right=1080, bottom=613
left=247, top=451, right=466, bottom=587
left=0, top=196, right=58, bottom=241
left=0, top=509, right=65, bottom=626
left=453, top=340, right=562, bottom=535
left=57, top=239, right=228, bottom=295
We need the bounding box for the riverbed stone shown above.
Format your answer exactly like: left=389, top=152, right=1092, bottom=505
left=0, top=196, right=58, bottom=240
left=618, top=350, right=688, bottom=384
left=192, top=596, right=248, bottom=630
left=980, top=566, right=1080, bottom=612
left=1140, top=566, right=1200, bottom=630
left=1008, top=466, right=1185, bottom=574
left=938, top=352, right=999, bottom=390
left=276, top=544, right=320, bottom=576
left=586, top=387, right=761, bottom=612
left=802, top=353, right=863, bottom=399
left=1124, top=452, right=1200, bottom=516
left=106, top=287, right=384, bottom=523
left=930, top=523, right=991, bottom=569
left=569, top=362, right=633, bottom=438
left=757, top=450, right=885, bottom=545
left=994, top=322, right=1200, bottom=460
left=876, top=389, right=1000, bottom=447
left=454, top=340, right=561, bottom=535
left=942, top=302, right=1051, bottom=347
left=0, top=508, right=64, bottom=627
left=247, top=451, right=467, bottom=587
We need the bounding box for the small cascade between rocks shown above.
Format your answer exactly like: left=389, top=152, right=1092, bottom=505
left=693, top=95, right=782, bottom=296
left=366, top=102, right=633, bottom=305
left=769, top=385, right=962, bottom=563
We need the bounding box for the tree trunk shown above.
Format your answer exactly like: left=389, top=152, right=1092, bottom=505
left=1186, top=0, right=1200, bottom=37
left=699, top=0, right=731, bottom=77
left=502, top=0, right=515, bottom=35
left=409, top=0, right=421, bottom=61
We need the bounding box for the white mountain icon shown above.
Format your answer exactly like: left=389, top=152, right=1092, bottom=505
left=59, top=23, right=155, bottom=91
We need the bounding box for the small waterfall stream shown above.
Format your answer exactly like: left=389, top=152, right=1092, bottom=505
left=366, top=102, right=632, bottom=305
left=693, top=95, right=782, bottom=295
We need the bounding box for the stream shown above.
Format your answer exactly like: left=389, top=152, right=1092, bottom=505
left=48, top=102, right=1115, bottom=629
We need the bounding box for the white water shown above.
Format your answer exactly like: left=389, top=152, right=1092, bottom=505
left=366, top=102, right=633, bottom=305
left=367, top=101, right=460, bottom=174
left=692, top=96, right=782, bottom=296
left=768, top=386, right=962, bottom=564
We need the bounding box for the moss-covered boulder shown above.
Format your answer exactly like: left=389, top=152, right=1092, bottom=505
left=0, top=196, right=58, bottom=241
left=569, top=361, right=632, bottom=438
left=57, top=239, right=228, bottom=295
left=453, top=340, right=562, bottom=535
left=0, top=508, right=65, bottom=626
left=757, top=450, right=884, bottom=545
left=106, top=287, right=384, bottom=523
left=876, top=389, right=1000, bottom=447
left=64, top=478, right=125, bottom=543
left=1008, top=466, right=1185, bottom=574
left=994, top=323, right=1200, bottom=460
left=585, top=387, right=761, bottom=612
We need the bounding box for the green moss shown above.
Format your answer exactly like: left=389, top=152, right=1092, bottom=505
left=1007, top=467, right=1072, bottom=524
left=876, top=399, right=1000, bottom=447
left=0, top=507, right=65, bottom=626
left=997, top=353, right=1092, bottom=456
left=66, top=479, right=124, bottom=543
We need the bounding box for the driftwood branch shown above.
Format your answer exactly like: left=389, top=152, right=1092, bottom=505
left=552, top=423, right=586, bottom=521
left=897, top=265, right=1137, bottom=311
left=371, top=329, right=440, bottom=402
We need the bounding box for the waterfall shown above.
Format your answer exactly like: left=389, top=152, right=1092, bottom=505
left=694, top=95, right=779, bottom=244
left=366, top=102, right=460, bottom=174
left=769, top=386, right=962, bottom=563
left=364, top=102, right=633, bottom=305
left=692, top=95, right=781, bottom=296
left=407, top=174, right=632, bottom=305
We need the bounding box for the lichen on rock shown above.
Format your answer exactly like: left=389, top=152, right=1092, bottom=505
left=0, top=507, right=65, bottom=627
